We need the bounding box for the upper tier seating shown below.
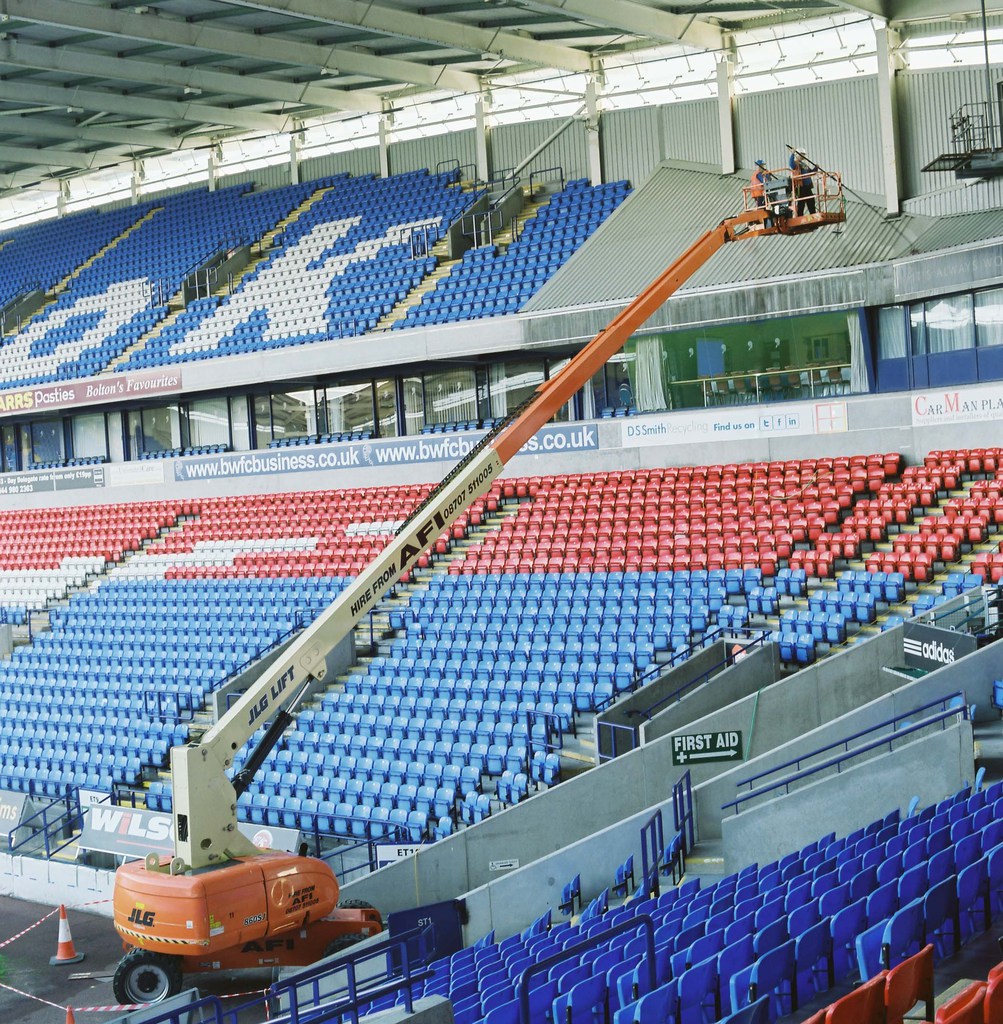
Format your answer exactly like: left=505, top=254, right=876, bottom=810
left=0, top=203, right=143, bottom=315
left=124, top=169, right=481, bottom=368
left=0, top=181, right=321, bottom=389
left=398, top=178, right=629, bottom=328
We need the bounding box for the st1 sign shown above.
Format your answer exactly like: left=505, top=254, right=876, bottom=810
left=671, top=730, right=744, bottom=766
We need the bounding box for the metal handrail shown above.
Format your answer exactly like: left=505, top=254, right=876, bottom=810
left=734, top=690, right=968, bottom=792
left=8, top=787, right=82, bottom=859
left=273, top=923, right=435, bottom=1024
left=516, top=916, right=656, bottom=1024
left=721, top=703, right=969, bottom=814
left=526, top=164, right=566, bottom=197
left=631, top=627, right=770, bottom=719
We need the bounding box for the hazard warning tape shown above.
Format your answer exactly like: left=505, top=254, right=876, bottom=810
left=70, top=1003, right=148, bottom=1013
left=0, top=979, right=66, bottom=1012
left=0, top=907, right=60, bottom=951
left=68, top=987, right=271, bottom=1013
left=114, top=924, right=209, bottom=947
left=0, top=898, right=111, bottom=953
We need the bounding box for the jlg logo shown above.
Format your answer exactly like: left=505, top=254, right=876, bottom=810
left=128, top=906, right=156, bottom=927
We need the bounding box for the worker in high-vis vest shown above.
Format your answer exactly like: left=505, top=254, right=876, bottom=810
left=750, top=159, right=769, bottom=207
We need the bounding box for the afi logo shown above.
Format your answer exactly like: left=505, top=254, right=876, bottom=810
left=128, top=907, right=156, bottom=927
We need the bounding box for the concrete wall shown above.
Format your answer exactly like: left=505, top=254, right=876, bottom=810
left=694, top=630, right=998, bottom=843
left=718, top=722, right=974, bottom=872
left=345, top=624, right=996, bottom=935
left=641, top=644, right=780, bottom=746
left=596, top=641, right=727, bottom=758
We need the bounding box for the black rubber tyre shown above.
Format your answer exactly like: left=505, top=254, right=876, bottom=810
left=113, top=947, right=183, bottom=1005
left=338, top=897, right=384, bottom=927
left=323, top=932, right=368, bottom=959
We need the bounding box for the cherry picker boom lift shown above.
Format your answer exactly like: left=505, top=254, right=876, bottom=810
left=111, top=167, right=845, bottom=1003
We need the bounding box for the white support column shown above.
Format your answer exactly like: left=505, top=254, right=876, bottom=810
left=57, top=181, right=69, bottom=218
left=289, top=128, right=300, bottom=185
left=379, top=106, right=392, bottom=179
left=475, top=93, right=491, bottom=182
left=716, top=56, right=736, bottom=176
left=130, top=161, right=143, bottom=205
left=207, top=149, right=217, bottom=192
left=585, top=65, right=603, bottom=185
left=875, top=24, right=902, bottom=215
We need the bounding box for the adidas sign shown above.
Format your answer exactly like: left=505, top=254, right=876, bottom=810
left=903, top=637, right=956, bottom=665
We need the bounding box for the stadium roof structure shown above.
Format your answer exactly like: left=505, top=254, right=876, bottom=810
left=0, top=0, right=994, bottom=195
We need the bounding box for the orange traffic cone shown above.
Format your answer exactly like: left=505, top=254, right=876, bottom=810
left=65, top=1008, right=76, bottom=1024
left=49, top=905, right=85, bottom=966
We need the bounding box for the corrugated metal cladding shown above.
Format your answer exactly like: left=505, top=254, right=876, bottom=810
left=389, top=129, right=476, bottom=177
left=602, top=107, right=663, bottom=187
left=492, top=117, right=588, bottom=182
left=249, top=165, right=290, bottom=190
left=898, top=66, right=1003, bottom=199
left=903, top=179, right=1003, bottom=218
left=300, top=147, right=380, bottom=182
left=524, top=162, right=923, bottom=312
left=664, top=99, right=719, bottom=166
left=734, top=76, right=882, bottom=195
left=909, top=210, right=1003, bottom=253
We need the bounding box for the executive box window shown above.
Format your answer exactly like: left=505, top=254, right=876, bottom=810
left=922, top=295, right=975, bottom=354
left=424, top=368, right=477, bottom=425
left=1, top=424, right=17, bottom=472
left=403, top=376, right=424, bottom=436
left=129, top=406, right=182, bottom=454
left=976, top=288, right=1003, bottom=347
left=189, top=397, right=230, bottom=449
left=877, top=306, right=907, bottom=358
left=31, top=421, right=64, bottom=464
left=230, top=396, right=251, bottom=451
left=625, top=309, right=858, bottom=411
left=489, top=360, right=545, bottom=418
left=324, top=382, right=375, bottom=436
left=253, top=394, right=271, bottom=448
left=375, top=379, right=398, bottom=438
left=270, top=389, right=316, bottom=442
left=73, top=413, right=107, bottom=460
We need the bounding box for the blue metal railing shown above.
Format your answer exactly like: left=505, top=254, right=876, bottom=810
left=113, top=924, right=434, bottom=1024
left=596, top=628, right=769, bottom=762
left=637, top=628, right=770, bottom=720
left=721, top=698, right=969, bottom=815
left=273, top=923, right=434, bottom=1024
left=672, top=771, right=695, bottom=854
left=515, top=916, right=656, bottom=1024
left=639, top=808, right=664, bottom=900
left=7, top=787, right=81, bottom=858
left=734, top=690, right=968, bottom=795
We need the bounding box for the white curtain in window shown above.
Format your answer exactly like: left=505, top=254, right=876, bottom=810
left=976, top=289, right=1003, bottom=347
left=327, top=395, right=345, bottom=433
left=847, top=313, right=868, bottom=393
left=489, top=363, right=508, bottom=418
left=634, top=336, right=667, bottom=411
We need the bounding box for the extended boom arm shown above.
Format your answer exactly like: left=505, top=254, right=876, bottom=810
left=171, top=186, right=845, bottom=873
